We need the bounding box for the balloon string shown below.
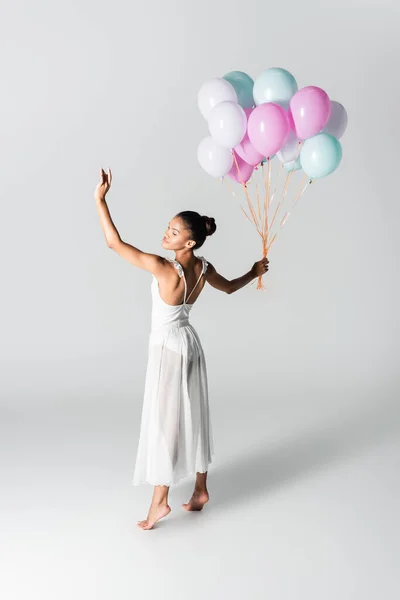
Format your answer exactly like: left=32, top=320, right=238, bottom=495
left=273, top=141, right=303, bottom=228
left=268, top=169, right=293, bottom=236
left=268, top=162, right=284, bottom=215
left=267, top=165, right=310, bottom=262
left=223, top=173, right=261, bottom=236
left=229, top=142, right=308, bottom=292
left=233, top=152, right=263, bottom=237
left=279, top=173, right=311, bottom=227
left=263, top=160, right=269, bottom=237
left=240, top=204, right=253, bottom=225
left=266, top=232, right=277, bottom=252
left=223, top=177, right=236, bottom=198
left=267, top=157, right=272, bottom=211
left=256, top=183, right=261, bottom=221
left=259, top=156, right=289, bottom=289
left=263, top=158, right=271, bottom=240
left=256, top=158, right=272, bottom=290
left=291, top=174, right=308, bottom=208
left=256, top=235, right=268, bottom=290
left=292, top=178, right=313, bottom=208
left=269, top=142, right=303, bottom=236
left=264, top=178, right=269, bottom=241
left=277, top=178, right=312, bottom=236
left=262, top=146, right=303, bottom=273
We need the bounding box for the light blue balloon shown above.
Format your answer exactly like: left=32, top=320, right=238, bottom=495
left=300, top=133, right=342, bottom=179
left=253, top=67, right=298, bottom=109
left=223, top=71, right=254, bottom=109
left=284, top=157, right=301, bottom=172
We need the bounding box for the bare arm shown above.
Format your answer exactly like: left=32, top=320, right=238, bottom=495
left=206, top=258, right=269, bottom=294
left=109, top=238, right=166, bottom=275
left=95, top=167, right=165, bottom=276
left=96, top=195, right=120, bottom=247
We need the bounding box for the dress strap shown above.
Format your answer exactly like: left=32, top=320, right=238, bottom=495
left=166, top=256, right=208, bottom=304
left=199, top=256, right=209, bottom=275
left=168, top=258, right=183, bottom=278
left=185, top=270, right=203, bottom=303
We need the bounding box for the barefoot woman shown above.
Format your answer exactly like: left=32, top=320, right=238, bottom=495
left=95, top=168, right=269, bottom=530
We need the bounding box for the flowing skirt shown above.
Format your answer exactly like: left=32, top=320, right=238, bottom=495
left=132, top=323, right=214, bottom=486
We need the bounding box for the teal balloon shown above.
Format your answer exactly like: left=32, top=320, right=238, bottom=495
left=253, top=67, right=298, bottom=109
left=284, top=157, right=301, bottom=172
left=300, top=133, right=342, bottom=179
left=223, top=71, right=254, bottom=109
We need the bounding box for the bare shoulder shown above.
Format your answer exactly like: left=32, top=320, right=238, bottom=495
left=204, top=260, right=215, bottom=276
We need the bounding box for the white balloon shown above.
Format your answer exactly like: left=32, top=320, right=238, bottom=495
left=197, top=78, right=238, bottom=120
left=208, top=101, right=247, bottom=149
left=322, top=101, right=348, bottom=139
left=197, top=136, right=234, bottom=178
left=276, top=129, right=301, bottom=163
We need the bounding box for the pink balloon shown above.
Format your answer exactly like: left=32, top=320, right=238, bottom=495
left=234, top=108, right=264, bottom=166
left=247, top=103, right=290, bottom=159
left=289, top=86, right=331, bottom=140
left=226, top=151, right=254, bottom=183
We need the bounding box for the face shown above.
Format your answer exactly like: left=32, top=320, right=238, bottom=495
left=162, top=216, right=196, bottom=251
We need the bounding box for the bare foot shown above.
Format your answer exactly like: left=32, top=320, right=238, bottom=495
left=137, top=503, right=171, bottom=530
left=182, top=489, right=209, bottom=511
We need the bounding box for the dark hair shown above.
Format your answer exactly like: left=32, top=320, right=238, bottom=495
left=176, top=211, right=217, bottom=249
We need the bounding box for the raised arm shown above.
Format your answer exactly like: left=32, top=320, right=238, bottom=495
left=95, top=167, right=165, bottom=276
left=206, top=258, right=269, bottom=294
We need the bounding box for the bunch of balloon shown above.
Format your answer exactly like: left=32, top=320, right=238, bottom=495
left=197, top=68, right=347, bottom=290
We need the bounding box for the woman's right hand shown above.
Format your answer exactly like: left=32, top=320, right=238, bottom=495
left=251, top=257, right=269, bottom=278
left=94, top=167, right=112, bottom=201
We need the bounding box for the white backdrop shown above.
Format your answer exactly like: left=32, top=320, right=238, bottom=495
left=1, top=0, right=399, bottom=598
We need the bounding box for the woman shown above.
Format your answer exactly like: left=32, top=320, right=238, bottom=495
left=95, top=168, right=269, bottom=530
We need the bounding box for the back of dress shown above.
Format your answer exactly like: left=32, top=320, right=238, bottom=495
left=150, top=256, right=208, bottom=332
left=133, top=254, right=214, bottom=487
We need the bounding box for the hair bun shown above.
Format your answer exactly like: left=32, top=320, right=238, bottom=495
left=202, top=215, right=217, bottom=237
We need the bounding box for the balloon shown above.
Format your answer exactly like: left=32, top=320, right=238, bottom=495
left=253, top=67, right=298, bottom=109
left=261, top=155, right=275, bottom=164
left=276, top=129, right=301, bottom=163
left=300, top=133, right=342, bottom=178
left=223, top=71, right=254, bottom=109
left=284, top=157, right=302, bottom=171
left=289, top=86, right=331, bottom=140
left=197, top=136, right=234, bottom=178
left=234, top=108, right=264, bottom=166
left=248, top=103, right=290, bottom=158
left=227, top=151, right=254, bottom=183
left=322, top=100, right=348, bottom=139
left=208, top=101, right=247, bottom=149
left=197, top=78, right=238, bottom=120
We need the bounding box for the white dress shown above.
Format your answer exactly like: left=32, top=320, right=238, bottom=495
left=132, top=255, right=215, bottom=486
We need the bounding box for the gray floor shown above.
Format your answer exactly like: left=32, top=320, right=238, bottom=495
left=2, top=386, right=399, bottom=600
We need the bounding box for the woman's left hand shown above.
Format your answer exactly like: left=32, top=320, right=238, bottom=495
left=94, top=167, right=112, bottom=201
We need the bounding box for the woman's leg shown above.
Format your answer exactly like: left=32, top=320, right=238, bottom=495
left=137, top=485, right=171, bottom=530
left=182, top=471, right=209, bottom=511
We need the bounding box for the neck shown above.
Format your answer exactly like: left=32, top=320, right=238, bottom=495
left=174, top=250, right=196, bottom=267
